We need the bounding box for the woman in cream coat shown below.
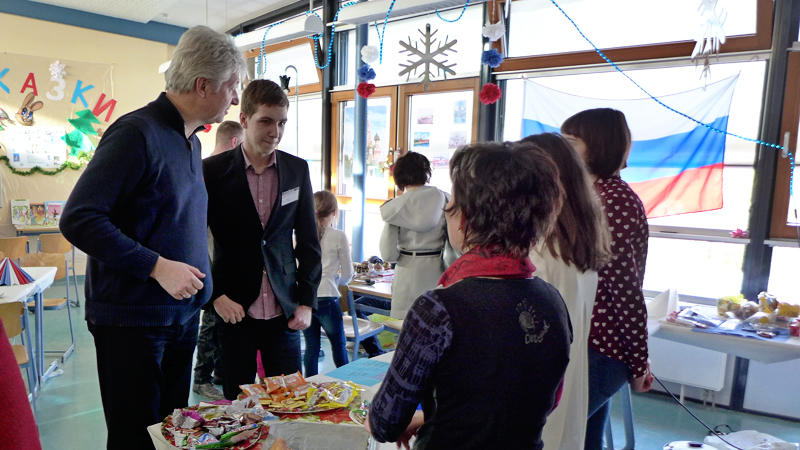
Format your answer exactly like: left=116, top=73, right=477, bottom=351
left=380, top=152, right=453, bottom=319
left=522, top=134, right=612, bottom=450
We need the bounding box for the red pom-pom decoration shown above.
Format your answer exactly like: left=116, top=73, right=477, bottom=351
left=479, top=83, right=502, bottom=105
left=357, top=82, right=376, bottom=98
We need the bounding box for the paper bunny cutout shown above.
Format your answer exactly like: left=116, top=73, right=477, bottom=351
left=16, top=92, right=44, bottom=126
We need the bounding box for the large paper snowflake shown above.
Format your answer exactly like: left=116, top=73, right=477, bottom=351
left=398, top=24, right=457, bottom=91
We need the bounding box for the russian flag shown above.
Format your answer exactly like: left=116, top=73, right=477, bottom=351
left=521, top=76, right=738, bottom=218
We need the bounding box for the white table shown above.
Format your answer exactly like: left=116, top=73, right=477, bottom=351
left=0, top=266, right=57, bottom=393
left=650, top=319, right=800, bottom=364
left=148, top=353, right=397, bottom=450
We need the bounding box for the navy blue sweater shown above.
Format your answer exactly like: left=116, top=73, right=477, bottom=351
left=60, top=93, right=212, bottom=327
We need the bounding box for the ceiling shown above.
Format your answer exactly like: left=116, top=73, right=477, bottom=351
left=28, top=0, right=298, bottom=32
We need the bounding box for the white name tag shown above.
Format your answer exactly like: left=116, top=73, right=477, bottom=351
left=281, top=187, right=300, bottom=206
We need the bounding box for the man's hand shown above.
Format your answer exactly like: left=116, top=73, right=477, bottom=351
left=150, top=256, right=204, bottom=300
left=631, top=362, right=654, bottom=393
left=287, top=305, right=312, bottom=330
left=214, top=295, right=246, bottom=324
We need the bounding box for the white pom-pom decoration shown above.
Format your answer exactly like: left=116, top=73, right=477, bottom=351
left=361, top=45, right=379, bottom=64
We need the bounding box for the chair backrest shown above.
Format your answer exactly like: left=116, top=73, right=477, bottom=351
left=0, top=302, right=24, bottom=338
left=338, top=285, right=350, bottom=313
left=39, top=233, right=72, bottom=254
left=20, top=252, right=66, bottom=280
left=0, top=237, right=29, bottom=260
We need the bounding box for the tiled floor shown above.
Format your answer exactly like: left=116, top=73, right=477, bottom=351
left=24, top=279, right=800, bottom=449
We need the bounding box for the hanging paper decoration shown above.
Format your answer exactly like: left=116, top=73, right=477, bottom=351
left=357, top=82, right=376, bottom=98
left=692, top=0, right=727, bottom=79
left=481, top=49, right=504, bottom=68
left=0, top=257, right=34, bottom=286
left=62, top=109, right=100, bottom=157
left=361, top=45, right=379, bottom=64
left=357, top=64, right=377, bottom=81
left=49, top=60, right=67, bottom=82
left=0, top=108, right=14, bottom=130
left=398, top=24, right=458, bottom=91
left=482, top=21, right=505, bottom=42
left=479, top=83, right=501, bottom=105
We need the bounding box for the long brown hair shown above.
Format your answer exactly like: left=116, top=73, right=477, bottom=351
left=521, top=133, right=611, bottom=271
left=313, top=190, right=338, bottom=241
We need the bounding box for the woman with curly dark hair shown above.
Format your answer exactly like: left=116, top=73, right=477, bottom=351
left=367, top=142, right=573, bottom=449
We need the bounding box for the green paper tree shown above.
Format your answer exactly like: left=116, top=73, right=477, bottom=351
left=62, top=109, right=100, bottom=157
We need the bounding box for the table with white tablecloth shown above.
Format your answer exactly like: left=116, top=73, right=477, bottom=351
left=0, top=266, right=57, bottom=394
left=148, top=353, right=398, bottom=450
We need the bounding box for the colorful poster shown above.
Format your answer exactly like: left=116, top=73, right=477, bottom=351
left=44, top=200, right=65, bottom=225
left=413, top=131, right=430, bottom=147
left=453, top=100, right=466, bottom=124
left=0, top=52, right=117, bottom=170
left=11, top=199, right=30, bottom=225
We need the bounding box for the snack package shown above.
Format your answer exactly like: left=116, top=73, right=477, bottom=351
left=309, top=381, right=360, bottom=409
left=777, top=302, right=800, bottom=318
left=283, top=371, right=307, bottom=391
left=758, top=291, right=779, bottom=313
left=717, top=294, right=744, bottom=316
left=734, top=301, right=759, bottom=320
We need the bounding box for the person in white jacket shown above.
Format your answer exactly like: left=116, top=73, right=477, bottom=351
left=380, top=152, right=453, bottom=319
left=522, top=133, right=612, bottom=450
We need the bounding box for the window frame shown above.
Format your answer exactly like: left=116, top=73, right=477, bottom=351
left=330, top=86, right=399, bottom=201
left=244, top=38, right=323, bottom=95
left=493, top=0, right=773, bottom=73
left=769, top=51, right=800, bottom=239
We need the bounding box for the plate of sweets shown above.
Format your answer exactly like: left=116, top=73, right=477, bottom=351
left=161, top=396, right=276, bottom=449
left=239, top=372, right=361, bottom=415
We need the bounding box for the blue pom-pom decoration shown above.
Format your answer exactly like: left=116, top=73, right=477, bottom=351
left=357, top=64, right=376, bottom=81
left=481, top=49, right=504, bottom=68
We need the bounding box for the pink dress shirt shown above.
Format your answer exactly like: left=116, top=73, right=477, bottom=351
left=242, top=148, right=282, bottom=320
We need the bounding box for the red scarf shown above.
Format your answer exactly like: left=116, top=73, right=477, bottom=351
left=438, top=247, right=536, bottom=288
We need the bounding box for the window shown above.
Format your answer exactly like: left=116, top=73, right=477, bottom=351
left=342, top=5, right=484, bottom=88
left=279, top=94, right=324, bottom=191
left=507, top=0, right=758, bottom=58
left=502, top=59, right=767, bottom=231
left=644, top=238, right=745, bottom=299
left=767, top=247, right=800, bottom=304
left=497, top=0, right=771, bottom=72
left=770, top=52, right=800, bottom=239
left=399, top=78, right=478, bottom=193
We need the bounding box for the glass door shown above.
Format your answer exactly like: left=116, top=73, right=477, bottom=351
left=331, top=87, right=397, bottom=258
left=398, top=78, right=480, bottom=194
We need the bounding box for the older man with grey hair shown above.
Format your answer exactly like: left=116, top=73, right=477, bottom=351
left=60, top=26, right=245, bottom=450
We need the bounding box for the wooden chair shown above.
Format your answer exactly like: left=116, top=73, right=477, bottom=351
left=342, top=286, right=384, bottom=360
left=0, top=301, right=37, bottom=414
left=21, top=253, right=75, bottom=363
left=39, top=233, right=81, bottom=307
left=0, top=236, right=29, bottom=263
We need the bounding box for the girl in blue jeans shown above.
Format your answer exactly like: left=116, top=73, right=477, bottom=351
left=303, top=190, right=352, bottom=376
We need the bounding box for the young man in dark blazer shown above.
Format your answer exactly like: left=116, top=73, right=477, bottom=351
left=204, top=80, right=321, bottom=400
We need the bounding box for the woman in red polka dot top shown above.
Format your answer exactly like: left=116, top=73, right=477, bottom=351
left=561, top=108, right=655, bottom=450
